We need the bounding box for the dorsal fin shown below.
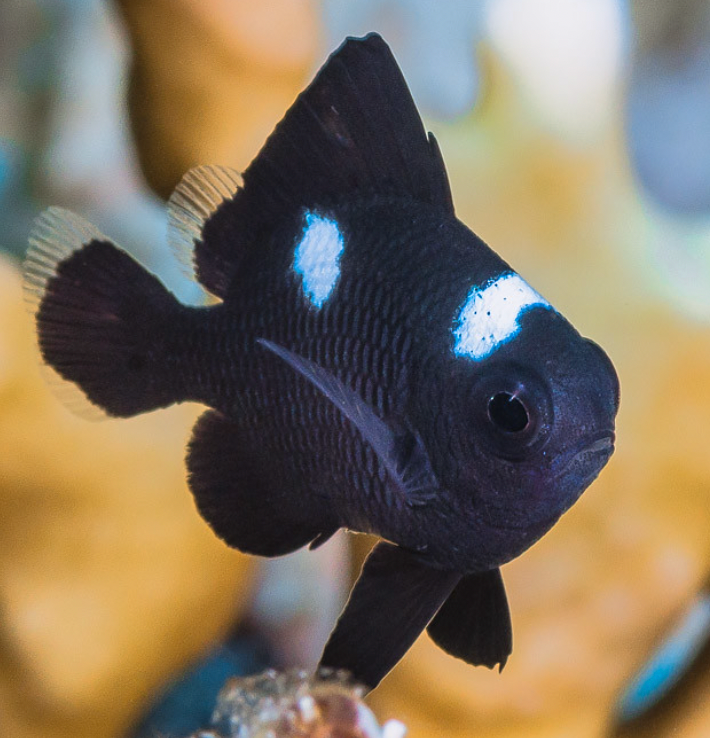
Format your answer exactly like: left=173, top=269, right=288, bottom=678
left=168, top=33, right=454, bottom=298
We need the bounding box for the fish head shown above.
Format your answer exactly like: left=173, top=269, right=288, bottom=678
left=421, top=303, right=619, bottom=567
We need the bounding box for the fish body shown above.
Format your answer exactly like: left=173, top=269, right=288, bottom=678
left=23, top=34, right=619, bottom=689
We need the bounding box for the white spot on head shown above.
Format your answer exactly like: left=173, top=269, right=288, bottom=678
left=453, top=272, right=552, bottom=360
left=293, top=211, right=344, bottom=308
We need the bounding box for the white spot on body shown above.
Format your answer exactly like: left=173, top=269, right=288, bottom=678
left=453, top=272, right=552, bottom=360
left=293, top=211, right=344, bottom=308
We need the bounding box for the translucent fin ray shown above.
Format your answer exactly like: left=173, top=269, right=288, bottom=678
left=23, top=207, right=108, bottom=313
left=167, top=165, right=242, bottom=292
left=23, top=207, right=183, bottom=419
left=23, top=208, right=118, bottom=420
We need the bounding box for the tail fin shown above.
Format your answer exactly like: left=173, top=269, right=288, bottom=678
left=24, top=207, right=184, bottom=418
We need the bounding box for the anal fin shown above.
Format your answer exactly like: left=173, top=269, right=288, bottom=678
left=426, top=567, right=512, bottom=671
left=319, top=542, right=460, bottom=690
left=187, top=410, right=336, bottom=557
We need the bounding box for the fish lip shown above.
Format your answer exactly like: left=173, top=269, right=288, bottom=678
left=550, top=429, right=615, bottom=476
left=567, top=428, right=615, bottom=458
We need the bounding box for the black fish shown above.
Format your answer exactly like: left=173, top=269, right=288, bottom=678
left=23, top=33, right=619, bottom=690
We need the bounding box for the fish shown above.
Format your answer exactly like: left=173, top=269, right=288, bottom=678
left=22, top=33, right=620, bottom=691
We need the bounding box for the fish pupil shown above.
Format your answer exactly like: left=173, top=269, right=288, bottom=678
left=488, top=392, right=529, bottom=433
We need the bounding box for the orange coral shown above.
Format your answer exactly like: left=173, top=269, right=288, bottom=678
left=0, top=256, right=254, bottom=738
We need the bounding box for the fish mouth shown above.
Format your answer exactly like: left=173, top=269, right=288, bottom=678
left=485, top=430, right=615, bottom=533
left=542, top=428, right=616, bottom=517
left=552, top=429, right=616, bottom=476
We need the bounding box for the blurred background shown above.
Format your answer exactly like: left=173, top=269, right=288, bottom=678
left=2, top=1, right=710, bottom=736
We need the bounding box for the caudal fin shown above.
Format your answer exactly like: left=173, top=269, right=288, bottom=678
left=24, top=207, right=184, bottom=418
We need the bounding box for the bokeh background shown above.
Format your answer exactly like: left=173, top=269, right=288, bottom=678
left=2, top=1, right=710, bottom=736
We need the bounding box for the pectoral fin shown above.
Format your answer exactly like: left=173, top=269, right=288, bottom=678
left=258, top=339, right=438, bottom=507
left=426, top=567, right=512, bottom=671
left=318, top=541, right=460, bottom=690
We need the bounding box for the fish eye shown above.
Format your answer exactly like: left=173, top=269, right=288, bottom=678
left=488, top=392, right=529, bottom=433
left=468, top=364, right=553, bottom=460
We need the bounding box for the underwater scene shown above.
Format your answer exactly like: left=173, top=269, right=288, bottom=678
left=2, top=1, right=710, bottom=737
